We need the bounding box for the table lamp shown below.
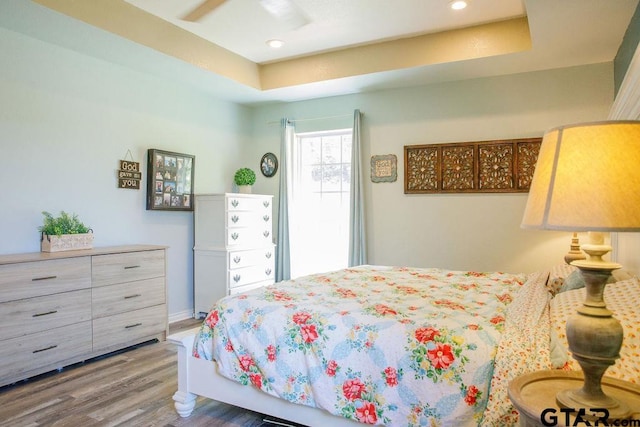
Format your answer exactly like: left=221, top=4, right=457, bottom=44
left=521, top=120, right=640, bottom=419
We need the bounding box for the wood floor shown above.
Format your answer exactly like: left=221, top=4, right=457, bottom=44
left=0, top=319, right=296, bottom=427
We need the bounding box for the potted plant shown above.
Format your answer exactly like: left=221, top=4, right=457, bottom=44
left=234, top=168, right=256, bottom=194
left=38, top=211, right=93, bottom=252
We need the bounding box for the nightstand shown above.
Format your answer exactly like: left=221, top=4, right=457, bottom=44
left=508, top=370, right=640, bottom=427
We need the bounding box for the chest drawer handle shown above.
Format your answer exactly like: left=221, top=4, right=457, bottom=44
left=33, top=310, right=58, bottom=317
left=124, top=294, right=142, bottom=299
left=233, top=256, right=241, bottom=264
left=231, top=232, right=239, bottom=241
left=125, top=323, right=142, bottom=329
left=33, top=345, right=57, bottom=354
left=32, top=275, right=57, bottom=281
left=263, top=201, right=270, bottom=208
left=265, top=252, right=272, bottom=259
left=263, top=215, right=270, bottom=222
left=263, top=231, right=270, bottom=238
left=231, top=215, right=239, bottom=223
left=265, top=268, right=272, bottom=276
left=124, top=265, right=141, bottom=270
left=233, top=274, right=241, bottom=283
left=231, top=199, right=239, bottom=208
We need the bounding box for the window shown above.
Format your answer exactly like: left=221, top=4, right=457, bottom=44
left=289, top=129, right=352, bottom=278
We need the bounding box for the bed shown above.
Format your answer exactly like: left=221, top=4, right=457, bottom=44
left=169, top=265, right=639, bottom=426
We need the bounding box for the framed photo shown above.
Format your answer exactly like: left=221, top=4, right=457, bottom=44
left=146, top=149, right=195, bottom=211
left=260, top=152, right=278, bottom=177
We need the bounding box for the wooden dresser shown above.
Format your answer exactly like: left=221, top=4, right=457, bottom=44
left=0, top=245, right=167, bottom=387
left=193, top=193, right=275, bottom=317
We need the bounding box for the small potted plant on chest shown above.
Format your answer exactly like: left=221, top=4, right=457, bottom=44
left=234, top=168, right=256, bottom=194
left=39, top=211, right=93, bottom=252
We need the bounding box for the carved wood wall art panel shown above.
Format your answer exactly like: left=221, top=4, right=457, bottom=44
left=404, top=138, right=542, bottom=194
left=405, top=146, right=438, bottom=192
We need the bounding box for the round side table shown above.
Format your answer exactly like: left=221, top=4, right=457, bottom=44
left=508, top=370, right=640, bottom=427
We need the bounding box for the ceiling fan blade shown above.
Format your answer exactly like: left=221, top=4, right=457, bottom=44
left=182, top=0, right=227, bottom=22
left=259, top=0, right=309, bottom=29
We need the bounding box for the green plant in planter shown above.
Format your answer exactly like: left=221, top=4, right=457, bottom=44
left=234, top=168, right=256, bottom=186
left=38, top=211, right=91, bottom=236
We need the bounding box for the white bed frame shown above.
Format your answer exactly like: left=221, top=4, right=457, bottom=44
left=169, top=328, right=361, bottom=427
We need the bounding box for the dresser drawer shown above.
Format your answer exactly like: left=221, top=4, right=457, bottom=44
left=92, top=250, right=165, bottom=287
left=0, top=257, right=91, bottom=303
left=0, top=321, right=92, bottom=384
left=229, top=280, right=272, bottom=295
left=226, top=210, right=272, bottom=229
left=93, top=304, right=166, bottom=351
left=227, top=195, right=272, bottom=212
left=0, top=289, right=91, bottom=341
left=226, top=227, right=272, bottom=247
left=92, top=277, right=165, bottom=318
left=229, top=263, right=275, bottom=289
left=228, top=247, right=275, bottom=270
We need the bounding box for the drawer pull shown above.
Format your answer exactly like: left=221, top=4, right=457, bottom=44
left=265, top=252, right=272, bottom=259
left=124, top=294, right=142, bottom=299
left=231, top=232, right=239, bottom=241
left=265, top=268, right=272, bottom=276
left=263, top=215, right=270, bottom=222
left=33, top=345, right=57, bottom=354
left=263, top=201, right=270, bottom=208
left=32, top=275, right=57, bottom=281
left=231, top=215, right=239, bottom=223
left=125, top=323, right=142, bottom=329
left=33, top=310, right=58, bottom=317
left=233, top=256, right=241, bottom=264
left=263, top=231, right=270, bottom=238
left=231, top=199, right=239, bottom=208
left=124, top=265, right=141, bottom=270
left=233, top=274, right=241, bottom=283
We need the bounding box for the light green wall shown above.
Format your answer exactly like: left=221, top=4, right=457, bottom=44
left=0, top=18, right=620, bottom=320
left=0, top=26, right=252, bottom=319
left=250, top=63, right=615, bottom=274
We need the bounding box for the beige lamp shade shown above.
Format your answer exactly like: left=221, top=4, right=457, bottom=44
left=522, top=120, right=640, bottom=231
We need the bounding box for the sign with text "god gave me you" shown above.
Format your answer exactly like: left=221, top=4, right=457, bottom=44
left=118, top=160, right=141, bottom=189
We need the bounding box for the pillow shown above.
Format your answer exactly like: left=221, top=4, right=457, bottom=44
left=558, top=269, right=622, bottom=294
left=558, top=270, right=584, bottom=293
left=548, top=264, right=577, bottom=282
left=547, top=266, right=624, bottom=296
left=546, top=277, right=565, bottom=296
left=545, top=264, right=577, bottom=296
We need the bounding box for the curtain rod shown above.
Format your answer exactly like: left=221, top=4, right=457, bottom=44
left=267, top=112, right=360, bottom=125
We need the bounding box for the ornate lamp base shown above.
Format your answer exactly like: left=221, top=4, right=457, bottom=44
left=557, top=247, right=632, bottom=420
left=557, top=388, right=631, bottom=420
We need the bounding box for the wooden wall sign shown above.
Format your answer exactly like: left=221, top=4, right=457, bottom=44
left=371, top=154, right=397, bottom=183
left=404, top=138, right=542, bottom=194
left=118, top=159, right=141, bottom=189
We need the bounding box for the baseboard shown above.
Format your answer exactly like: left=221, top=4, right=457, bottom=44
left=168, top=309, right=194, bottom=324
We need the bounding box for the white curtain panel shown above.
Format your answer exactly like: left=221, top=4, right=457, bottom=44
left=275, top=118, right=295, bottom=281
left=348, top=109, right=367, bottom=267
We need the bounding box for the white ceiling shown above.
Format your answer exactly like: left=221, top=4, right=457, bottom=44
left=4, top=0, right=640, bottom=105
left=123, top=0, right=528, bottom=63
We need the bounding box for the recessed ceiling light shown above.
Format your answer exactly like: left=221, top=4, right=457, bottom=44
left=450, top=0, right=468, bottom=10
left=266, top=39, right=284, bottom=48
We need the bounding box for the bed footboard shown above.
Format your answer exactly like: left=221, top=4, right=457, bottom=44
left=168, top=326, right=362, bottom=426
left=168, top=328, right=200, bottom=417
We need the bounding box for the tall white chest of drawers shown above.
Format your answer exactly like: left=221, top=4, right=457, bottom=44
left=194, top=193, right=275, bottom=317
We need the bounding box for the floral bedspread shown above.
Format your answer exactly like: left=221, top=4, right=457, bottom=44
left=193, top=266, right=531, bottom=426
